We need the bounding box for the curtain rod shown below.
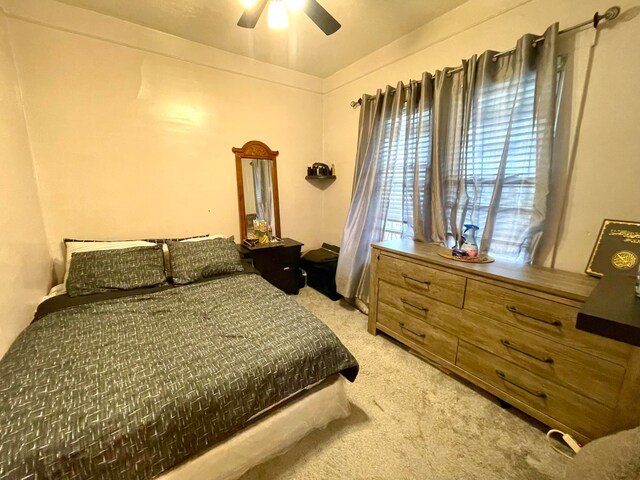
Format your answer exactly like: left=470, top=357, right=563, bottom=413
left=350, top=6, right=620, bottom=108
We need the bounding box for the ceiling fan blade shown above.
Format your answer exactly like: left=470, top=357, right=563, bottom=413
left=303, top=0, right=341, bottom=35
left=237, top=0, right=269, bottom=29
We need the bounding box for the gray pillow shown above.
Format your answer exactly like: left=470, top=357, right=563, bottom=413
left=168, top=237, right=243, bottom=285
left=66, top=246, right=167, bottom=297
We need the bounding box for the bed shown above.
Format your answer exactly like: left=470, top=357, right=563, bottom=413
left=0, top=240, right=358, bottom=479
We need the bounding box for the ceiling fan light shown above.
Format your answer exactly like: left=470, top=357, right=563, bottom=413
left=267, top=0, right=288, bottom=29
left=284, top=0, right=305, bottom=12
left=240, top=0, right=258, bottom=7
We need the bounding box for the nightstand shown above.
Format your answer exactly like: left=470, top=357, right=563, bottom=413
left=240, top=238, right=305, bottom=294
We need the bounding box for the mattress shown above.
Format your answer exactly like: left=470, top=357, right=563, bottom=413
left=0, top=272, right=358, bottom=479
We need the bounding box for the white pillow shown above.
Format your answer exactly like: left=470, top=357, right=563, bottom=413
left=43, top=283, right=66, bottom=301
left=63, top=240, right=157, bottom=289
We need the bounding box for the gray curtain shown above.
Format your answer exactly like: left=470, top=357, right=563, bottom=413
left=252, top=159, right=274, bottom=228
left=336, top=23, right=561, bottom=305
left=467, top=23, right=560, bottom=262
left=336, top=76, right=432, bottom=302
left=430, top=58, right=478, bottom=246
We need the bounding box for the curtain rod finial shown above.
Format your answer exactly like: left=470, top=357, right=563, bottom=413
left=595, top=6, right=620, bottom=27
left=605, top=6, right=621, bottom=20
left=350, top=99, right=362, bottom=108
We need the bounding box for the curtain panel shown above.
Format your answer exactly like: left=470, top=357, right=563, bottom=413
left=336, top=23, right=563, bottom=305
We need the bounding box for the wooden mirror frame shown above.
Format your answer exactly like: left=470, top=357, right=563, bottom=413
left=232, top=140, right=281, bottom=240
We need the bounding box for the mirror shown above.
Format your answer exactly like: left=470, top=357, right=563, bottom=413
left=232, top=140, right=281, bottom=240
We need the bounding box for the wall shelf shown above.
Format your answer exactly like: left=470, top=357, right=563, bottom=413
left=305, top=175, right=336, bottom=180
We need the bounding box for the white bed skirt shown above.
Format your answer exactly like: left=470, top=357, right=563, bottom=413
left=157, top=374, right=350, bottom=480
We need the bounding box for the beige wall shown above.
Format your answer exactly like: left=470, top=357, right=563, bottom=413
left=321, top=0, right=640, bottom=273
left=5, top=0, right=326, bottom=281
left=0, top=11, right=51, bottom=357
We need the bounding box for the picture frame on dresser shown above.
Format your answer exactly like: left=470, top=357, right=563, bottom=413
left=585, top=219, right=640, bottom=278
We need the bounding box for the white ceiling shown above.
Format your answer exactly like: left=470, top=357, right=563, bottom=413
left=54, top=0, right=468, bottom=78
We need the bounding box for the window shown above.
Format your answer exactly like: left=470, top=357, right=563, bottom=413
left=382, top=104, right=431, bottom=241
left=381, top=103, right=408, bottom=240
left=456, top=74, right=541, bottom=262
left=381, top=58, right=565, bottom=264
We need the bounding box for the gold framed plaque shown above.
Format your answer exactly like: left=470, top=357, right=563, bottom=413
left=585, top=219, right=640, bottom=278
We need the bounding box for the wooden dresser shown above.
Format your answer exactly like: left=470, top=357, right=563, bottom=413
left=368, top=240, right=640, bottom=444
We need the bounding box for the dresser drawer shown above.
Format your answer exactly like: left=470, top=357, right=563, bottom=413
left=465, top=280, right=630, bottom=366
left=377, top=302, right=458, bottom=364
left=378, top=280, right=461, bottom=335
left=377, top=253, right=466, bottom=307
left=457, top=341, right=614, bottom=439
left=460, top=310, right=625, bottom=408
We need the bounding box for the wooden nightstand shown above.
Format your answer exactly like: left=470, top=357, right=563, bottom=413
left=240, top=238, right=305, bottom=294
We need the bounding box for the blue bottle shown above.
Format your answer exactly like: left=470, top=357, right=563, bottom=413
left=461, top=224, right=479, bottom=258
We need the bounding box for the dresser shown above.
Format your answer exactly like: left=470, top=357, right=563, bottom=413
left=240, top=238, right=304, bottom=294
left=368, top=240, right=640, bottom=444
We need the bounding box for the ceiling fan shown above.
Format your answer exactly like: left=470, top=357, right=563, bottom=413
left=237, top=0, right=341, bottom=36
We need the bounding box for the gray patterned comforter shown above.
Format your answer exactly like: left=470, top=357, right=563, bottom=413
left=0, top=273, right=358, bottom=479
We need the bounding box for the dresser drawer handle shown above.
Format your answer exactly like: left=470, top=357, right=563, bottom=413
left=500, top=339, right=554, bottom=364
left=402, top=273, right=431, bottom=287
left=496, top=370, right=547, bottom=398
left=399, top=322, right=426, bottom=340
left=506, top=305, right=561, bottom=327
left=401, top=298, right=429, bottom=313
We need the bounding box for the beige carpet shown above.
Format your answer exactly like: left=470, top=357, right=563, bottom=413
left=242, top=287, right=569, bottom=480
